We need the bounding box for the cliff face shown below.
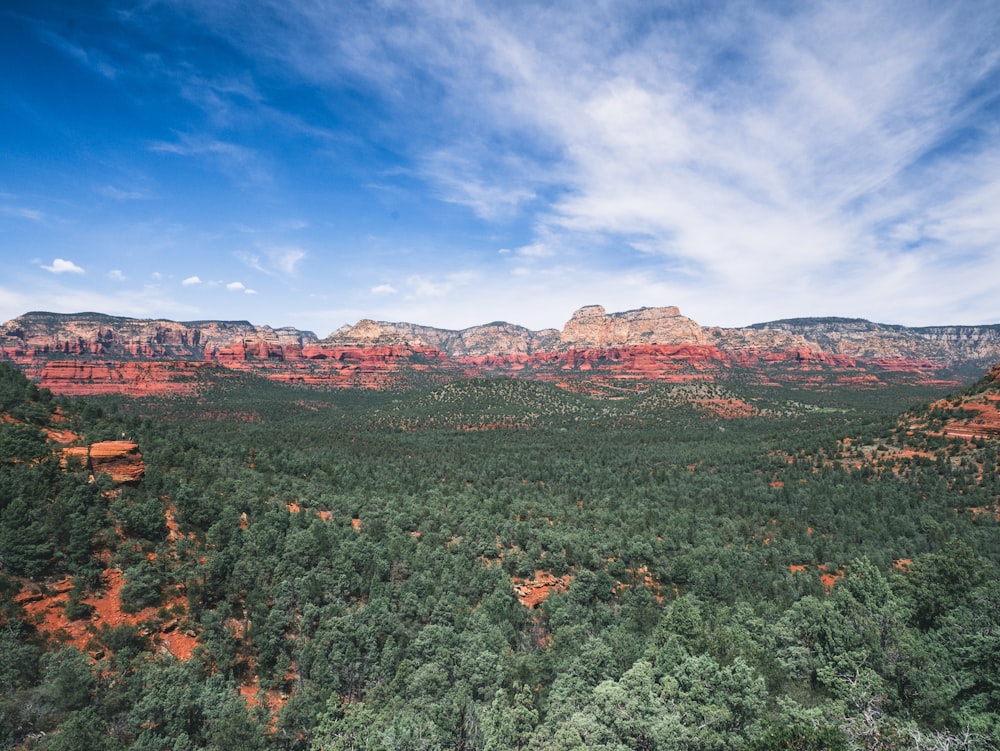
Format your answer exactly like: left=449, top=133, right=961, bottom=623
left=325, top=319, right=560, bottom=356
left=62, top=440, right=145, bottom=484
left=560, top=305, right=706, bottom=347
left=3, top=306, right=998, bottom=396
left=0, top=311, right=317, bottom=360
left=733, top=318, right=1000, bottom=363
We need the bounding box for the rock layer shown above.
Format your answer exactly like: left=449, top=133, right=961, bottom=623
left=3, top=306, right=1000, bottom=395
left=63, top=440, right=144, bottom=484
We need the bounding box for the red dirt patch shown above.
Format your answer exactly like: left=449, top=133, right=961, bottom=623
left=690, top=397, right=758, bottom=418
left=240, top=679, right=290, bottom=731
left=43, top=426, right=82, bottom=444
left=788, top=563, right=844, bottom=592
left=511, top=570, right=572, bottom=609
left=958, top=505, right=1000, bottom=522
left=16, top=568, right=198, bottom=659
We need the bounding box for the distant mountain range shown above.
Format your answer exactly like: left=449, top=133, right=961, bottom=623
left=2, top=306, right=999, bottom=395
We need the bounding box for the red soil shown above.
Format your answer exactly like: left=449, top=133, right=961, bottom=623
left=511, top=570, right=572, bottom=609
left=240, top=678, right=290, bottom=729
left=15, top=568, right=197, bottom=660
left=690, top=398, right=758, bottom=418
left=942, top=395, right=1000, bottom=439
left=788, top=563, right=844, bottom=592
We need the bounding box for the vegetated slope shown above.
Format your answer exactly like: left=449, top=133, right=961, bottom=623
left=2, top=362, right=998, bottom=750
left=0, top=363, right=198, bottom=650
left=837, top=361, right=1000, bottom=524
left=370, top=378, right=820, bottom=431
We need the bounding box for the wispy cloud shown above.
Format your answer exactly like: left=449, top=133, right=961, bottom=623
left=270, top=247, right=305, bottom=275
left=236, top=247, right=306, bottom=276
left=8, top=1, right=998, bottom=329
left=42, top=258, right=85, bottom=274
left=404, top=271, right=479, bottom=300
left=149, top=132, right=270, bottom=185
left=0, top=205, right=44, bottom=221
left=171, top=0, right=997, bottom=324
left=41, top=31, right=119, bottom=79
left=108, top=269, right=126, bottom=281
left=182, top=275, right=203, bottom=286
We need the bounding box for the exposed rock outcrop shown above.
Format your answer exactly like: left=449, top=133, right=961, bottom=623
left=732, top=317, right=1000, bottom=363
left=1, top=311, right=317, bottom=360
left=29, top=360, right=212, bottom=396
left=3, top=306, right=999, bottom=395
left=325, top=319, right=560, bottom=356
left=63, top=440, right=144, bottom=484
left=938, top=362, right=1000, bottom=439
left=560, top=305, right=706, bottom=347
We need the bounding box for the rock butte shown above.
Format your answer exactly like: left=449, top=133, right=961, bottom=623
left=3, top=305, right=1000, bottom=396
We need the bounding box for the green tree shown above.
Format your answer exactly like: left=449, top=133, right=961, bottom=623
left=483, top=684, right=538, bottom=751
left=43, top=707, right=124, bottom=751
left=39, top=646, right=95, bottom=713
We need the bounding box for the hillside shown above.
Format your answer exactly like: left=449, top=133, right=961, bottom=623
left=2, top=360, right=1000, bottom=749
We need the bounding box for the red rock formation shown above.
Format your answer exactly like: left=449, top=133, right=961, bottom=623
left=63, top=440, right=145, bottom=484
left=4, top=307, right=996, bottom=396
left=560, top=305, right=706, bottom=347
left=31, top=360, right=212, bottom=396
left=511, top=570, right=572, bottom=609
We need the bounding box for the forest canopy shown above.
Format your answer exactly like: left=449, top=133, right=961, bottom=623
left=1, top=362, right=998, bottom=750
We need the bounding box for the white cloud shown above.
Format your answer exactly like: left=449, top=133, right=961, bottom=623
left=237, top=247, right=306, bottom=276
left=235, top=252, right=265, bottom=274
left=182, top=275, right=203, bottom=286
left=149, top=133, right=269, bottom=186
left=514, top=242, right=554, bottom=258
left=0, top=280, right=198, bottom=325
left=223, top=281, right=256, bottom=294
left=108, top=269, right=126, bottom=281
left=371, top=284, right=397, bottom=295
left=42, top=258, right=84, bottom=274
left=270, top=247, right=305, bottom=275
left=405, top=271, right=478, bottom=300
left=108, top=1, right=1000, bottom=327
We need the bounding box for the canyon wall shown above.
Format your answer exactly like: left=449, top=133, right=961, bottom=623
left=3, top=306, right=999, bottom=395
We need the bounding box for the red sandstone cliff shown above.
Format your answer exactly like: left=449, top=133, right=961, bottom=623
left=3, top=306, right=998, bottom=395
left=62, top=440, right=145, bottom=484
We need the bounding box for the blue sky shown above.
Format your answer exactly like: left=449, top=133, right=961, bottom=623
left=2, top=0, right=999, bottom=335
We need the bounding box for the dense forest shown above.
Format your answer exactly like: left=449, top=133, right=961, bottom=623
left=1, top=362, right=998, bottom=750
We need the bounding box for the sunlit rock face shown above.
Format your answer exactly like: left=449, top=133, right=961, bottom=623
left=935, top=362, right=1000, bottom=439
left=560, top=305, right=706, bottom=348
left=3, top=308, right=999, bottom=394
left=63, top=441, right=144, bottom=484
